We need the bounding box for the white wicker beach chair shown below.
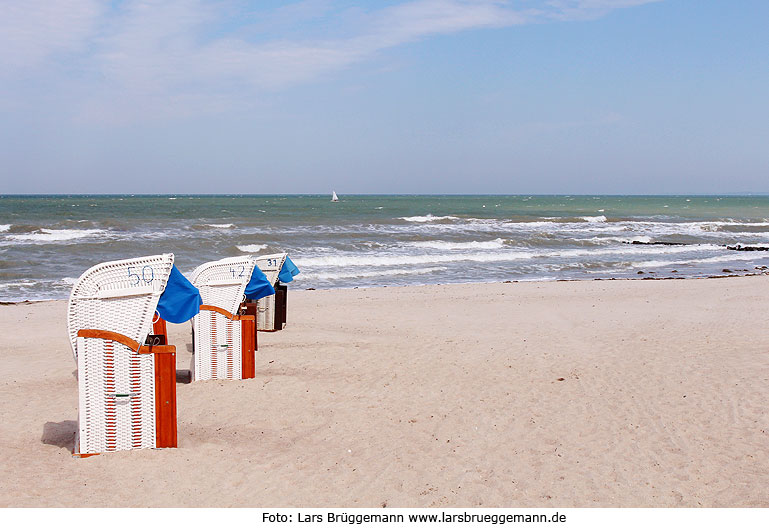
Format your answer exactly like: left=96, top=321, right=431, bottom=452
left=253, top=253, right=287, bottom=331
left=67, top=254, right=178, bottom=456
left=190, top=256, right=257, bottom=381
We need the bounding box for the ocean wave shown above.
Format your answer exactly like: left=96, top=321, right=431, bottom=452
left=5, top=228, right=108, bottom=243
left=0, top=280, right=38, bottom=289
left=298, top=250, right=537, bottom=268
left=298, top=243, right=726, bottom=269
left=581, top=215, right=607, bottom=223
left=237, top=244, right=268, bottom=253
left=0, top=224, right=10, bottom=232
left=403, top=238, right=506, bottom=250
left=206, top=223, right=235, bottom=229
left=631, top=253, right=762, bottom=269
left=301, top=266, right=447, bottom=281
left=399, top=215, right=460, bottom=223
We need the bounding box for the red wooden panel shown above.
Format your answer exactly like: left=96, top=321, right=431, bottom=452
left=154, top=348, right=177, bottom=448
left=153, top=317, right=168, bottom=339
left=241, top=317, right=255, bottom=379
left=241, top=302, right=259, bottom=351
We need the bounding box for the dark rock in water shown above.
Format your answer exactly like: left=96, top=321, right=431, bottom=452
left=637, top=271, right=644, bottom=274
left=726, top=244, right=769, bottom=251
left=629, top=240, right=686, bottom=246
left=723, top=269, right=732, bottom=273
left=671, top=270, right=678, bottom=273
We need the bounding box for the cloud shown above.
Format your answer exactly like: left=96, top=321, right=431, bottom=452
left=0, top=0, right=665, bottom=122
left=0, top=0, right=103, bottom=70
left=544, top=0, right=664, bottom=21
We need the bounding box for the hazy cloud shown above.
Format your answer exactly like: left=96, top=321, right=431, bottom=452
left=0, top=0, right=664, bottom=122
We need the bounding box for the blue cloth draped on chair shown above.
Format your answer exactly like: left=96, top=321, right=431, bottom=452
left=244, top=266, right=275, bottom=300
left=156, top=265, right=203, bottom=323
left=278, top=256, right=300, bottom=283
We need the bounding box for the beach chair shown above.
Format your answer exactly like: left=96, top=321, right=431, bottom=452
left=67, top=254, right=190, bottom=456
left=190, top=256, right=257, bottom=381
left=252, top=253, right=300, bottom=331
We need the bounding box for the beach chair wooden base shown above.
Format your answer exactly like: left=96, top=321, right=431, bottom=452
left=254, top=282, right=288, bottom=332
left=74, top=329, right=178, bottom=456
left=239, top=302, right=259, bottom=351
left=192, top=305, right=255, bottom=381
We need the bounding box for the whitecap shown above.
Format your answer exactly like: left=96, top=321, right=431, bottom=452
left=301, top=266, right=447, bottom=281
left=631, top=253, right=761, bottom=269
left=237, top=244, right=268, bottom=253
left=581, top=215, right=607, bottom=223
left=0, top=280, right=38, bottom=289
left=6, top=228, right=107, bottom=243
left=399, top=215, right=460, bottom=223
left=0, top=224, right=10, bottom=232
left=404, top=238, right=506, bottom=250
left=206, top=223, right=235, bottom=229
left=298, top=250, right=536, bottom=268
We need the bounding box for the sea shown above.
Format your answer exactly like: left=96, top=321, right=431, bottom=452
left=1, top=194, right=769, bottom=302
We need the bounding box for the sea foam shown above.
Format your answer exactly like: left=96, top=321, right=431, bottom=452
left=6, top=228, right=107, bottom=243
left=237, top=244, right=268, bottom=253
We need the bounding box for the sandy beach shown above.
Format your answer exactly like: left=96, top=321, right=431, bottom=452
left=1, top=276, right=768, bottom=507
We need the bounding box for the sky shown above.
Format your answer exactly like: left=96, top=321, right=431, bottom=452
left=0, top=0, right=767, bottom=195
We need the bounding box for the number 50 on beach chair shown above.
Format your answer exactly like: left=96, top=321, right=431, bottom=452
left=67, top=254, right=201, bottom=456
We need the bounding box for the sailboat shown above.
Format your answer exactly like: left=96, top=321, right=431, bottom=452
left=331, top=191, right=339, bottom=202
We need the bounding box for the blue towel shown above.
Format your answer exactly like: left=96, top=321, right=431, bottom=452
left=278, top=256, right=300, bottom=283
left=245, top=265, right=276, bottom=300
left=156, top=265, right=203, bottom=323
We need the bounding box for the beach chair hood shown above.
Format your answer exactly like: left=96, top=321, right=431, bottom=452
left=67, top=254, right=175, bottom=361
left=254, top=253, right=300, bottom=286
left=190, top=256, right=256, bottom=315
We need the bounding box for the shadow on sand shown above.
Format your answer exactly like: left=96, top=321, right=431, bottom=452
left=42, top=420, right=76, bottom=452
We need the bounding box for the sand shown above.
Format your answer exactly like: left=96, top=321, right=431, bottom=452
left=1, top=276, right=768, bottom=507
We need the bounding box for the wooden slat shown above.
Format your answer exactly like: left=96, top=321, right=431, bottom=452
left=241, top=318, right=255, bottom=379
left=241, top=302, right=258, bottom=351
left=200, top=305, right=256, bottom=322
left=77, top=329, right=175, bottom=354
left=154, top=348, right=177, bottom=448
left=199, top=304, right=236, bottom=320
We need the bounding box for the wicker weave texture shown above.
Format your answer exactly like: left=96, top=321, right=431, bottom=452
left=190, top=256, right=255, bottom=315
left=253, top=253, right=286, bottom=331
left=69, top=254, right=174, bottom=454
left=190, top=256, right=254, bottom=381
left=76, top=336, right=157, bottom=453
left=254, top=253, right=286, bottom=285
left=192, top=310, right=243, bottom=381
left=67, top=254, right=174, bottom=360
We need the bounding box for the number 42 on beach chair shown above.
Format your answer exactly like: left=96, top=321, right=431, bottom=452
left=67, top=254, right=201, bottom=456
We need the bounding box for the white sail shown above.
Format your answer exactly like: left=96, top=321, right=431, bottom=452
left=331, top=191, right=339, bottom=202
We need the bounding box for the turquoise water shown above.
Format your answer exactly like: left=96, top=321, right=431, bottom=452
left=1, top=194, right=769, bottom=301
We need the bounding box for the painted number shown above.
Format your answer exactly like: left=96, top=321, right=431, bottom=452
left=267, top=258, right=277, bottom=267
left=128, top=266, right=154, bottom=285
left=230, top=265, right=245, bottom=278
